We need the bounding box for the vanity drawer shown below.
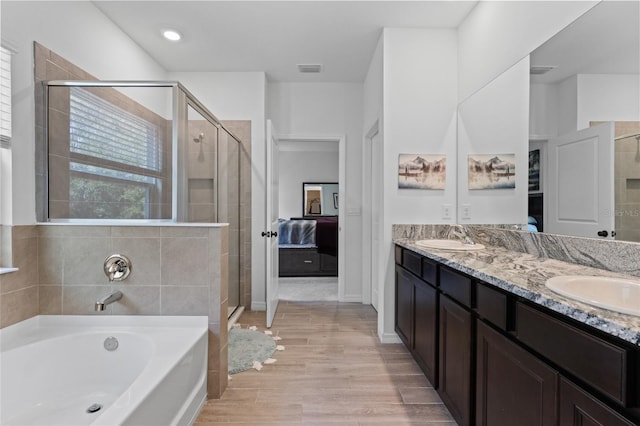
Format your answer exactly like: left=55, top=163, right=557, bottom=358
left=440, top=267, right=473, bottom=308
left=421, top=257, right=438, bottom=286
left=476, top=283, right=508, bottom=331
left=516, top=302, right=630, bottom=406
left=402, top=249, right=422, bottom=277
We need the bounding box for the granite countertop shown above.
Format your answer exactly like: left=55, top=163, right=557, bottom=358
left=395, top=238, right=640, bottom=347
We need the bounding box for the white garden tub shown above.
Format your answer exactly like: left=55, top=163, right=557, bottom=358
left=0, top=315, right=208, bottom=426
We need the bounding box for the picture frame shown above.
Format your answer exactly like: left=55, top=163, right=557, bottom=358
left=397, top=154, right=446, bottom=189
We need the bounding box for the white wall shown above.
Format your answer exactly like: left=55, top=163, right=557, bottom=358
left=267, top=82, right=363, bottom=302
left=380, top=28, right=458, bottom=341
left=2, top=1, right=169, bottom=225
left=577, top=74, right=640, bottom=129
left=457, top=57, right=530, bottom=225
left=531, top=74, right=640, bottom=137
left=458, top=0, right=599, bottom=102
left=278, top=149, right=339, bottom=219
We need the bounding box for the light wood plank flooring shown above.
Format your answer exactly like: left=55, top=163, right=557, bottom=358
left=196, top=301, right=456, bottom=425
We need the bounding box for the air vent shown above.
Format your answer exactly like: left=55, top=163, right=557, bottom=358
left=297, top=64, right=323, bottom=73
left=530, top=65, right=557, bottom=75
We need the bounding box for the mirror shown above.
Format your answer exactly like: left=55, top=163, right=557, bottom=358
left=302, top=182, right=338, bottom=217
left=528, top=1, right=640, bottom=241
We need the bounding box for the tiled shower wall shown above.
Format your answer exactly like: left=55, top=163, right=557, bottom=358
left=0, top=224, right=230, bottom=398
left=613, top=122, right=640, bottom=242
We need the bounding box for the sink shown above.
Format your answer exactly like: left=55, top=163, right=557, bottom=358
left=414, top=239, right=485, bottom=251
left=545, top=275, right=640, bottom=317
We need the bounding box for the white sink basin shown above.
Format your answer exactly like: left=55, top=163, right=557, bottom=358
left=414, top=239, right=485, bottom=251
left=545, top=275, right=640, bottom=317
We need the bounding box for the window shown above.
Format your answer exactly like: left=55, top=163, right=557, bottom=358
left=65, top=87, right=165, bottom=219
left=0, top=46, right=11, bottom=146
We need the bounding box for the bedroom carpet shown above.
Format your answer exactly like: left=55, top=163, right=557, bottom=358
left=278, top=277, right=338, bottom=301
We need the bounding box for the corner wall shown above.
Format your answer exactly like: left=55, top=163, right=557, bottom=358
left=380, top=28, right=458, bottom=341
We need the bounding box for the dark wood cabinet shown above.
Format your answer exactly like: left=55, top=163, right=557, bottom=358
left=413, top=279, right=438, bottom=387
left=559, top=378, right=636, bottom=426
left=476, top=320, right=558, bottom=426
left=438, top=295, right=473, bottom=426
left=393, top=244, right=639, bottom=426
left=395, top=265, right=413, bottom=347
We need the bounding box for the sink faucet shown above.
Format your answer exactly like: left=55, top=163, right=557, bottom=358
left=95, top=290, right=123, bottom=311
left=451, top=224, right=475, bottom=245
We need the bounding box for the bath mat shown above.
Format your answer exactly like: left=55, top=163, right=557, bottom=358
left=228, top=327, right=279, bottom=374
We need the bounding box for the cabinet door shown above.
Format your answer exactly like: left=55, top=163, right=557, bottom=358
left=414, top=279, right=438, bottom=387
left=559, top=378, right=636, bottom=426
left=476, top=321, right=558, bottom=426
left=395, top=265, right=413, bottom=348
left=438, top=295, right=473, bottom=426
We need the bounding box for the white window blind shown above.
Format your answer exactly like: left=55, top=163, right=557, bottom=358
left=69, top=87, right=162, bottom=173
left=0, top=46, right=12, bottom=145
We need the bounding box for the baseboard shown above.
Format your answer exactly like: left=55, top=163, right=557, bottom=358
left=378, top=331, right=402, bottom=344
left=251, top=301, right=266, bottom=311
left=340, top=295, right=363, bottom=303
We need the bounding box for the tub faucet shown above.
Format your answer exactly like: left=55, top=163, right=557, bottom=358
left=451, top=224, right=475, bottom=245
left=95, top=290, right=123, bottom=311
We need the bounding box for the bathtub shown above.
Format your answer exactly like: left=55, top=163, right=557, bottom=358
left=0, top=315, right=208, bottom=426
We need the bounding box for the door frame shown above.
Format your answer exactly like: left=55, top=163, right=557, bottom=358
left=362, top=120, right=379, bottom=308
left=275, top=133, right=346, bottom=301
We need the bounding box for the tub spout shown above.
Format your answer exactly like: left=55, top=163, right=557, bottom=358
left=95, top=291, right=123, bottom=311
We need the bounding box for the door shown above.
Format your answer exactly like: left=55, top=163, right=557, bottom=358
left=265, top=120, right=279, bottom=328
left=476, top=321, right=558, bottom=426
left=546, top=123, right=614, bottom=239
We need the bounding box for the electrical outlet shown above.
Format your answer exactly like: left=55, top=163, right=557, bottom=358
left=461, top=204, right=471, bottom=220
left=441, top=204, right=452, bottom=220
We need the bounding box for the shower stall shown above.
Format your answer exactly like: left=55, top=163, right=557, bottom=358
left=614, top=130, right=640, bottom=242
left=42, top=81, right=244, bottom=318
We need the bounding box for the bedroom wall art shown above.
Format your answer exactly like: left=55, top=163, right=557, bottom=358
left=397, top=154, right=446, bottom=189
left=468, top=154, right=516, bottom=190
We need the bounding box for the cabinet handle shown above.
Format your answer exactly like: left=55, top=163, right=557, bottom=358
left=304, top=260, right=313, bottom=264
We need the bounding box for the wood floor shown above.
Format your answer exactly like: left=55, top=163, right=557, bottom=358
left=195, top=301, right=456, bottom=425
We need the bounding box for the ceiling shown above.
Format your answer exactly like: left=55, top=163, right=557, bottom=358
left=93, top=0, right=478, bottom=83
left=530, top=1, right=639, bottom=84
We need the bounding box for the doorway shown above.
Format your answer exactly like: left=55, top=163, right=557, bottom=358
left=273, top=135, right=346, bottom=302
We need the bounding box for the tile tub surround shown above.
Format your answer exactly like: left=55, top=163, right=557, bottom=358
left=0, top=223, right=230, bottom=399
left=394, top=238, right=640, bottom=346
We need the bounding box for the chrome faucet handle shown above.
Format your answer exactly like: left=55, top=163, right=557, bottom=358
left=104, top=254, right=132, bottom=282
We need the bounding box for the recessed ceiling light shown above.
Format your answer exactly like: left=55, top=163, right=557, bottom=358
left=163, top=30, right=182, bottom=42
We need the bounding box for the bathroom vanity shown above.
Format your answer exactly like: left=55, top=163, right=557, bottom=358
left=394, top=239, right=640, bottom=426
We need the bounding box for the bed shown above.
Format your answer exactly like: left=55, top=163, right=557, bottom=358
left=278, top=217, right=338, bottom=277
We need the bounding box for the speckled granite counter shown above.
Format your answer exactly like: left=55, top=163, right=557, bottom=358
left=395, top=238, right=640, bottom=347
